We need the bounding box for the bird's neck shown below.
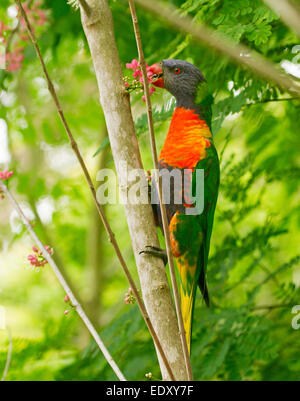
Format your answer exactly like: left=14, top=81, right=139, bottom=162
left=175, top=82, right=213, bottom=129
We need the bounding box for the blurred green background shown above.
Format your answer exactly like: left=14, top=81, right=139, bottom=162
left=0, top=0, right=300, bottom=380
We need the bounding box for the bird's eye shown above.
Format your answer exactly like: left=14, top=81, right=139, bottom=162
left=174, top=67, right=181, bottom=75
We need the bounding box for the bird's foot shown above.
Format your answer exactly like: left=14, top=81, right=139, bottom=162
left=139, top=245, right=168, bottom=266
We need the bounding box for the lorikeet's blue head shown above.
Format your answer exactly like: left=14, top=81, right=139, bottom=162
left=150, top=59, right=212, bottom=127
left=150, top=59, right=206, bottom=99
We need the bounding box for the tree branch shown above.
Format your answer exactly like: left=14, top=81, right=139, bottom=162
left=5, top=21, right=20, bottom=54
left=77, top=0, right=91, bottom=16
left=128, top=0, right=193, bottom=381
left=80, top=0, right=188, bottom=380
left=134, top=0, right=300, bottom=99
left=263, top=0, right=300, bottom=39
left=15, top=0, right=176, bottom=381
left=0, top=181, right=126, bottom=381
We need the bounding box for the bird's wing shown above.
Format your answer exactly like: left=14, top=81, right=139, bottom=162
left=192, top=140, right=220, bottom=304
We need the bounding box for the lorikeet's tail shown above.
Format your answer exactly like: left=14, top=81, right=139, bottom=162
left=177, top=258, right=198, bottom=355
left=180, top=283, right=196, bottom=355
left=178, top=257, right=210, bottom=354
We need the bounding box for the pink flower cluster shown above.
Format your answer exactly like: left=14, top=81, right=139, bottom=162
left=0, top=169, right=13, bottom=198
left=4, top=47, right=24, bottom=72
left=27, top=245, right=53, bottom=268
left=0, top=169, right=13, bottom=180
left=125, top=59, right=156, bottom=101
left=124, top=287, right=136, bottom=305
left=20, top=2, right=47, bottom=28
left=0, top=1, right=47, bottom=72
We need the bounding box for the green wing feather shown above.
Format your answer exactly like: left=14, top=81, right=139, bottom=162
left=193, top=141, right=220, bottom=305
left=171, top=141, right=219, bottom=352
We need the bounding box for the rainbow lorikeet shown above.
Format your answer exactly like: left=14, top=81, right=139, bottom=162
left=144, top=59, right=220, bottom=353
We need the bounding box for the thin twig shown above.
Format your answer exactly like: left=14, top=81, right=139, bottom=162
left=263, top=0, right=300, bottom=39
left=128, top=0, right=193, bottom=381
left=1, top=328, right=13, bottom=382
left=15, top=0, right=174, bottom=381
left=5, top=21, right=20, bottom=54
left=0, top=180, right=126, bottom=381
left=134, top=0, right=300, bottom=99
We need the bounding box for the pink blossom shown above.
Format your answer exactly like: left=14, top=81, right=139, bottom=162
left=7, top=63, right=21, bottom=72
left=136, top=69, right=154, bottom=84
left=6, top=50, right=24, bottom=71
left=125, top=59, right=157, bottom=101
left=64, top=310, right=70, bottom=315
left=0, top=170, right=14, bottom=180
left=27, top=253, right=47, bottom=267
left=27, top=244, right=53, bottom=268
left=133, top=69, right=142, bottom=79
left=6, top=47, right=25, bottom=71
left=126, top=59, right=139, bottom=70
left=64, top=295, right=70, bottom=303
left=36, top=10, right=47, bottom=26
left=3, top=2, right=48, bottom=73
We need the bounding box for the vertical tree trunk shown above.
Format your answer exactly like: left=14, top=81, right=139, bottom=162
left=80, top=0, right=187, bottom=380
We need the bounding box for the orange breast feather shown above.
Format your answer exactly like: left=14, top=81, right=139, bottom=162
left=159, top=107, right=212, bottom=169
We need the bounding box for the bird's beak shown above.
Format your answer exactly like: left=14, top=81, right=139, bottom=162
left=149, top=63, right=164, bottom=88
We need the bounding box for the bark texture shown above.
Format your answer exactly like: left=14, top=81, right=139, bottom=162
left=80, top=0, right=188, bottom=380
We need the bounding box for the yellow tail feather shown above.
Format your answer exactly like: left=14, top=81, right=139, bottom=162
left=180, top=284, right=195, bottom=355
left=177, top=254, right=197, bottom=354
